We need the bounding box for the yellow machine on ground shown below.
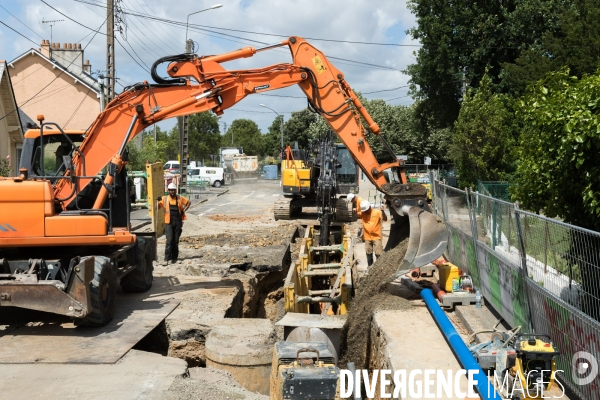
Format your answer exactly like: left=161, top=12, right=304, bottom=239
left=471, top=331, right=559, bottom=399
left=274, top=143, right=356, bottom=222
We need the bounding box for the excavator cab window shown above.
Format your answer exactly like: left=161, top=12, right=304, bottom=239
left=31, top=134, right=84, bottom=177
left=335, top=146, right=358, bottom=185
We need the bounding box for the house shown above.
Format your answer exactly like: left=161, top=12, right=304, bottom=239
left=8, top=40, right=102, bottom=130
left=0, top=60, right=26, bottom=176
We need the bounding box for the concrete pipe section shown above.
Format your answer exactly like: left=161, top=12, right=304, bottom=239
left=205, top=319, right=276, bottom=395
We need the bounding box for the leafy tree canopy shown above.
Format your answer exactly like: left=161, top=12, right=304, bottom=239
left=188, top=112, right=221, bottom=163
left=451, top=74, right=517, bottom=188
left=406, top=0, right=599, bottom=129
left=514, top=69, right=600, bottom=230
left=262, top=115, right=284, bottom=158
left=224, top=119, right=263, bottom=156
left=283, top=108, right=318, bottom=150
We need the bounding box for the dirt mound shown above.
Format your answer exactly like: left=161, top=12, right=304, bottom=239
left=206, top=214, right=264, bottom=223
left=340, top=220, right=413, bottom=369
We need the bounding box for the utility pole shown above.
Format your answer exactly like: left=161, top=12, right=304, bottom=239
left=178, top=117, right=189, bottom=191
left=106, top=0, right=116, bottom=103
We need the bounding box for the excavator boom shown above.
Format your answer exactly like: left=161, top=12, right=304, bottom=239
left=49, top=36, right=446, bottom=272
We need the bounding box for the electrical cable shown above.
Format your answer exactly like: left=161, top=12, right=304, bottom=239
left=64, top=87, right=92, bottom=127
left=71, top=0, right=405, bottom=72
left=0, top=16, right=106, bottom=122
left=0, top=4, right=44, bottom=40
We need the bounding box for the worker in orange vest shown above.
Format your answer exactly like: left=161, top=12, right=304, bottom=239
left=346, top=193, right=364, bottom=217
left=359, top=200, right=387, bottom=266
left=158, top=183, right=190, bottom=265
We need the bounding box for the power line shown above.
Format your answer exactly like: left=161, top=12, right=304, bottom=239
left=115, top=36, right=151, bottom=73
left=0, top=16, right=106, bottom=122
left=363, top=85, right=410, bottom=95
left=71, top=0, right=405, bottom=72
left=0, top=4, right=44, bottom=40
left=127, top=0, right=182, bottom=50
left=64, top=87, right=92, bottom=127
left=40, top=1, right=153, bottom=75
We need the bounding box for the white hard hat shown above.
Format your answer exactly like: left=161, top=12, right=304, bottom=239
left=347, top=193, right=355, bottom=202
left=167, top=183, right=177, bottom=190
left=360, top=200, right=371, bottom=212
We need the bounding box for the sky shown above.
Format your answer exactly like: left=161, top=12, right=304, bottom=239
left=0, top=0, right=420, bottom=135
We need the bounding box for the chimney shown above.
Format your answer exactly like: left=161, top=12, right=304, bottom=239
left=50, top=40, right=86, bottom=76
left=83, top=59, right=92, bottom=74
left=40, top=40, right=50, bottom=58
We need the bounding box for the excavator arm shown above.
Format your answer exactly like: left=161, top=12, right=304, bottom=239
left=54, top=36, right=446, bottom=272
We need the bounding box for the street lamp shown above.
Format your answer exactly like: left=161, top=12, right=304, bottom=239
left=185, top=4, right=223, bottom=52
left=260, top=104, right=284, bottom=149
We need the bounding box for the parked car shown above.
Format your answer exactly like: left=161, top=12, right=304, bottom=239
left=163, top=160, right=180, bottom=174
left=188, top=167, right=225, bottom=187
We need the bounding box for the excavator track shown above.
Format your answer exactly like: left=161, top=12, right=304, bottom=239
left=335, top=198, right=353, bottom=222
left=274, top=198, right=302, bottom=220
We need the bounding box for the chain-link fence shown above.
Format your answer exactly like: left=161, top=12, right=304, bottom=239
left=430, top=175, right=600, bottom=399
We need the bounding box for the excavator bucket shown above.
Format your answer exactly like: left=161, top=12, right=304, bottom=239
left=395, top=206, right=448, bottom=278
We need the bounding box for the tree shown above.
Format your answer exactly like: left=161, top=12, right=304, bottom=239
left=225, top=119, right=263, bottom=156
left=500, top=0, right=600, bottom=95
left=405, top=0, right=581, bottom=129
left=514, top=69, right=600, bottom=230
left=0, top=156, right=10, bottom=177
left=451, top=74, right=517, bottom=188
left=263, top=115, right=284, bottom=157
left=283, top=108, right=318, bottom=149
left=188, top=112, right=221, bottom=163
left=127, top=136, right=168, bottom=171
left=308, top=98, right=451, bottom=165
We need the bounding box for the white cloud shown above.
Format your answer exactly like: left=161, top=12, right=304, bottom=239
left=4, top=0, right=421, bottom=132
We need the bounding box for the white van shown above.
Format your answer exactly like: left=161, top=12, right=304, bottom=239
left=163, top=160, right=180, bottom=174
left=188, top=167, right=225, bottom=187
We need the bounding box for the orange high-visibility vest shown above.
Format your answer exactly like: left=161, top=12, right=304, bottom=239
left=160, top=195, right=188, bottom=224
left=360, top=208, right=383, bottom=240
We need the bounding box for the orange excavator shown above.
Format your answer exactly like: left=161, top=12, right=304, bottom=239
left=0, top=37, right=446, bottom=326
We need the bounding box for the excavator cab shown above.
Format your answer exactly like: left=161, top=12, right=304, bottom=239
left=21, top=129, right=85, bottom=179
left=335, top=144, right=359, bottom=195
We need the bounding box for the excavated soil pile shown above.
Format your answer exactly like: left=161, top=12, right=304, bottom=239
left=180, top=230, right=293, bottom=248
left=340, top=221, right=414, bottom=369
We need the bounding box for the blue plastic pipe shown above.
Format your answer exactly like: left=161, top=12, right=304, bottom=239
left=420, top=288, right=501, bottom=400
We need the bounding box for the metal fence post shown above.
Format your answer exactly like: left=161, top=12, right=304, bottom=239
left=465, top=188, right=481, bottom=276
left=443, top=180, right=449, bottom=223
left=514, top=202, right=534, bottom=333
left=429, top=170, right=437, bottom=216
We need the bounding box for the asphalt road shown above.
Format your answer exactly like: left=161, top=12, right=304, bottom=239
left=187, top=179, right=281, bottom=217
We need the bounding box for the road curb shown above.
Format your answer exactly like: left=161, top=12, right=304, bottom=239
left=189, top=198, right=208, bottom=209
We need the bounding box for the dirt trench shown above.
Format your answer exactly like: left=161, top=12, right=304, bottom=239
left=137, top=226, right=300, bottom=368
left=339, top=220, right=413, bottom=370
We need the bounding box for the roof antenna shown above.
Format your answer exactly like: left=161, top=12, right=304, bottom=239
left=42, top=18, right=64, bottom=58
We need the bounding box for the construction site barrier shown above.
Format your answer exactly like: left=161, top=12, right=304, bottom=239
left=429, top=170, right=600, bottom=400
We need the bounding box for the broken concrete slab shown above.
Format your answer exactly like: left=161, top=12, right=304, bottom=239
left=161, top=275, right=244, bottom=367
left=369, top=308, right=471, bottom=399
left=0, top=350, right=187, bottom=400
